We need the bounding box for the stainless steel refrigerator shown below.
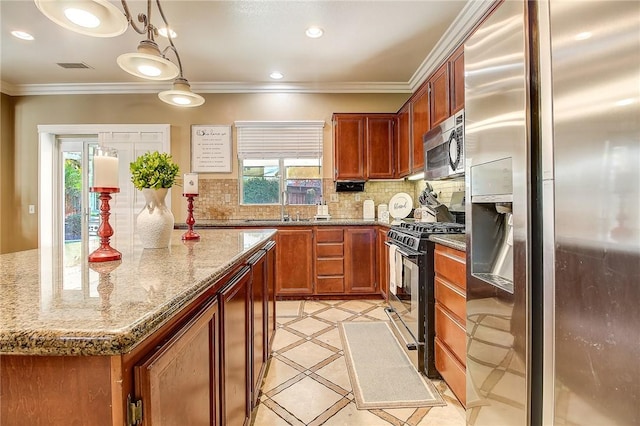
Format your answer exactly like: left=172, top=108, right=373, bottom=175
left=464, top=1, right=640, bottom=425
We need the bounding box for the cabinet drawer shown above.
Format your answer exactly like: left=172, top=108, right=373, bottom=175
left=435, top=304, right=466, bottom=366
left=316, top=277, right=345, bottom=294
left=435, top=277, right=466, bottom=325
left=434, top=245, right=466, bottom=291
left=316, top=258, right=344, bottom=276
left=316, top=243, right=344, bottom=257
left=316, top=228, right=344, bottom=243
left=435, top=338, right=466, bottom=407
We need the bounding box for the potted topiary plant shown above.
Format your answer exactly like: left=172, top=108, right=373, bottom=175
left=130, top=151, right=180, bottom=249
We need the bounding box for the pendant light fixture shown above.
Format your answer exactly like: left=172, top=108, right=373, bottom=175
left=34, top=0, right=128, bottom=37
left=34, top=0, right=204, bottom=106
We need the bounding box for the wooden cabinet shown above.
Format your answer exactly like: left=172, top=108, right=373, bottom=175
left=315, top=228, right=345, bottom=294
left=275, top=225, right=383, bottom=298
left=275, top=228, right=314, bottom=295
left=220, top=266, right=251, bottom=426
left=333, top=114, right=365, bottom=180
left=134, top=298, right=219, bottom=426
left=449, top=45, right=465, bottom=114
left=429, top=62, right=450, bottom=128
left=434, top=244, right=467, bottom=406
left=333, top=113, right=395, bottom=180
left=376, top=227, right=389, bottom=299
left=366, top=115, right=396, bottom=178
left=411, top=85, right=430, bottom=173
left=396, top=104, right=411, bottom=177
left=265, top=242, right=277, bottom=356
left=344, top=227, right=377, bottom=293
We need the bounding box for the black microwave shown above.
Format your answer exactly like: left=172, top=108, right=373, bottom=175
left=423, top=110, right=464, bottom=180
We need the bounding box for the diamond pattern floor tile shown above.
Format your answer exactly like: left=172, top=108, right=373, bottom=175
left=253, top=299, right=465, bottom=426
left=280, top=340, right=336, bottom=370
left=270, top=376, right=343, bottom=424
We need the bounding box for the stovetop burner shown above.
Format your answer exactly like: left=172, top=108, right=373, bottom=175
left=387, top=221, right=465, bottom=252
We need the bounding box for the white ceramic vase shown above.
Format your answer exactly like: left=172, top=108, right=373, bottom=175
left=136, top=188, right=174, bottom=249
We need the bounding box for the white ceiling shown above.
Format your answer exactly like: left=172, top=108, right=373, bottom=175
left=0, top=0, right=488, bottom=96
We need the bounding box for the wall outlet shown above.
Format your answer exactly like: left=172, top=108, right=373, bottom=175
left=355, top=194, right=361, bottom=201
left=224, top=194, right=231, bottom=202
left=330, top=194, right=339, bottom=202
left=28, top=205, right=35, bottom=214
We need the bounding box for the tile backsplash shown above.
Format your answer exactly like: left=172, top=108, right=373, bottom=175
left=189, top=178, right=464, bottom=221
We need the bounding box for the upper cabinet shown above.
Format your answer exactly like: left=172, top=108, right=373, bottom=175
left=449, top=45, right=465, bottom=114
left=429, top=62, right=450, bottom=128
left=333, top=113, right=395, bottom=180
left=411, top=84, right=430, bottom=173
left=429, top=46, right=465, bottom=128
left=395, top=104, right=411, bottom=178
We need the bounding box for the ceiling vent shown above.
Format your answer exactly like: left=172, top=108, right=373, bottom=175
left=56, top=62, right=93, bottom=69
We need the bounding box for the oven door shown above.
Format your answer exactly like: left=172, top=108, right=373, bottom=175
left=385, top=243, right=424, bottom=369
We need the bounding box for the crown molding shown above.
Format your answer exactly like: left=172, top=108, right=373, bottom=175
left=1, top=81, right=412, bottom=96
left=2, top=1, right=494, bottom=97
left=408, top=0, right=497, bottom=91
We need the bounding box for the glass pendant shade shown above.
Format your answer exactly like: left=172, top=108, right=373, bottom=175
left=34, top=0, right=128, bottom=37
left=158, top=78, right=205, bottom=107
left=117, top=40, right=179, bottom=80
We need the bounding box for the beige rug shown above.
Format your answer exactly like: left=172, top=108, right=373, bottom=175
left=276, top=300, right=304, bottom=318
left=339, top=321, right=446, bottom=410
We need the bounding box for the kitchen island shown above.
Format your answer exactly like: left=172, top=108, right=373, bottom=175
left=0, top=228, right=277, bottom=426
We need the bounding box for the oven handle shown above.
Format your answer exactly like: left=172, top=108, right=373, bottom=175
left=384, top=307, right=422, bottom=351
left=384, top=241, right=422, bottom=258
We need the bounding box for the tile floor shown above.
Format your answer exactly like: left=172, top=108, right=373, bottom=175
left=251, top=299, right=466, bottom=426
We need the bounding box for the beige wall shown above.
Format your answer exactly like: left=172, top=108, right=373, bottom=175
left=1, top=94, right=16, bottom=253
left=3, top=91, right=409, bottom=253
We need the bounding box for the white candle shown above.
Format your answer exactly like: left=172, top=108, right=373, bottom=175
left=93, top=149, right=119, bottom=188
left=184, top=173, right=198, bottom=194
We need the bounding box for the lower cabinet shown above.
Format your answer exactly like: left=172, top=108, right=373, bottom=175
left=433, top=243, right=467, bottom=407
left=219, top=266, right=251, bottom=426
left=134, top=297, right=220, bottom=426
left=275, top=225, right=382, bottom=298
left=344, top=227, right=377, bottom=293
left=275, top=228, right=314, bottom=295
left=315, top=227, right=345, bottom=294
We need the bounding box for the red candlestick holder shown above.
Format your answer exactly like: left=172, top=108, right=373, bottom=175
left=88, top=187, right=122, bottom=262
left=182, top=193, right=200, bottom=241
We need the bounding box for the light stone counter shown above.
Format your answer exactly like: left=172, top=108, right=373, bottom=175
left=0, top=228, right=276, bottom=356
left=184, top=218, right=393, bottom=228
left=429, top=233, right=467, bottom=251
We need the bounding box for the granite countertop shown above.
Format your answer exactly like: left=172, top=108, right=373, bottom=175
left=180, top=218, right=393, bottom=228
left=430, top=233, right=467, bottom=251
left=0, top=229, right=276, bottom=356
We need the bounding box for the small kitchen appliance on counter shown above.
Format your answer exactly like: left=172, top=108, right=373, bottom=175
left=363, top=199, right=375, bottom=221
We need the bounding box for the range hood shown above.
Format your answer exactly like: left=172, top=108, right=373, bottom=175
left=335, top=181, right=365, bottom=192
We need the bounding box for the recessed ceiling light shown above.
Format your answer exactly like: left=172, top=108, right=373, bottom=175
left=305, top=26, right=324, bottom=38
left=270, top=71, right=284, bottom=80
left=11, top=30, right=34, bottom=41
left=574, top=32, right=592, bottom=41
left=158, top=27, right=177, bottom=39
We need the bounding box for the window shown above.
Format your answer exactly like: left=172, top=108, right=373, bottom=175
left=235, top=121, right=324, bottom=205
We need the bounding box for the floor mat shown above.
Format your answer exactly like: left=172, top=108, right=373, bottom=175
left=339, top=320, right=446, bottom=410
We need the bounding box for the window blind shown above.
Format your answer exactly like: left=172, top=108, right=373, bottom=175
left=235, top=121, right=324, bottom=159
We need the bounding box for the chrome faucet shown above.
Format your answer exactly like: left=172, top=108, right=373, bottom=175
left=281, top=191, right=289, bottom=221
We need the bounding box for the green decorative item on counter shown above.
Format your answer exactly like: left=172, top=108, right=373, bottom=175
left=130, top=151, right=179, bottom=249
left=129, top=151, right=180, bottom=189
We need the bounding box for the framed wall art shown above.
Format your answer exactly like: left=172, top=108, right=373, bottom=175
left=190, top=125, right=232, bottom=173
